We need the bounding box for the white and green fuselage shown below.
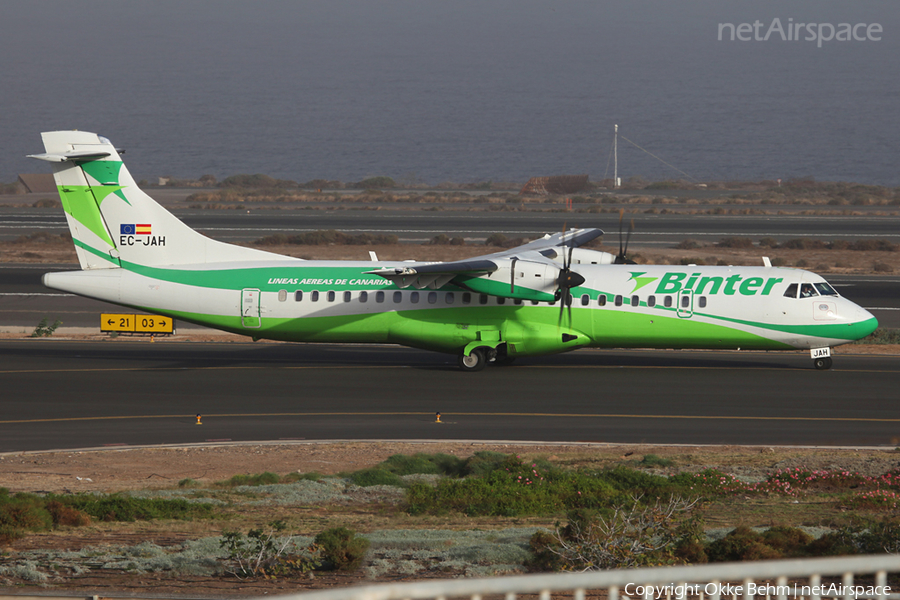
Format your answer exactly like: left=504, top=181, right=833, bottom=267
left=31, top=131, right=877, bottom=368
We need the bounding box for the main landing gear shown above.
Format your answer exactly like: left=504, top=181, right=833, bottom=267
left=458, top=348, right=487, bottom=372
left=457, top=346, right=515, bottom=372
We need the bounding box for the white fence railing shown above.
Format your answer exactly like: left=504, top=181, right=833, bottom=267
left=266, top=555, right=900, bottom=600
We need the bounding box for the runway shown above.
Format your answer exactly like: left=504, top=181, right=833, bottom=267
left=4, top=206, right=900, bottom=245
left=1, top=340, right=898, bottom=452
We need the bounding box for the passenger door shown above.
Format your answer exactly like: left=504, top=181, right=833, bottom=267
left=241, top=288, right=261, bottom=328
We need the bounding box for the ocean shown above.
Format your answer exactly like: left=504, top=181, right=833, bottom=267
left=1, top=0, right=898, bottom=186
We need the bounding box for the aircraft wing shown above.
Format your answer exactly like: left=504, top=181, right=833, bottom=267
left=364, top=228, right=603, bottom=292
left=485, top=227, right=604, bottom=259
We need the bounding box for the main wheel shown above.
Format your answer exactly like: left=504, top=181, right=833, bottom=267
left=813, top=356, right=833, bottom=370
left=458, top=348, right=487, bottom=372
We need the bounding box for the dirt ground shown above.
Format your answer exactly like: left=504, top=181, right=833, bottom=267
left=4, top=442, right=900, bottom=596
left=4, top=441, right=900, bottom=495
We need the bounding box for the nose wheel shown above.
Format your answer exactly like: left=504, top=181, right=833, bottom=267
left=813, top=356, right=833, bottom=370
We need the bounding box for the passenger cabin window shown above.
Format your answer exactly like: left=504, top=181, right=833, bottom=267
left=497, top=297, right=506, bottom=305
left=311, top=291, right=319, bottom=302
left=698, top=296, right=707, bottom=308
left=648, top=295, right=656, bottom=307
left=631, top=295, right=639, bottom=307
left=800, top=283, right=818, bottom=298
left=681, top=295, right=690, bottom=308
left=615, top=295, right=623, bottom=307
left=462, top=292, right=471, bottom=304
left=327, top=291, right=336, bottom=302
left=376, top=291, right=385, bottom=303
left=428, top=292, right=437, bottom=304
left=479, top=294, right=488, bottom=305
left=581, top=294, right=590, bottom=306
left=664, top=296, right=672, bottom=308
left=294, top=290, right=303, bottom=302
left=278, top=289, right=287, bottom=302
left=411, top=291, right=419, bottom=303
left=784, top=283, right=798, bottom=299
left=514, top=299, right=522, bottom=305
left=393, top=291, right=402, bottom=303
left=343, top=291, right=351, bottom=302
left=446, top=293, right=455, bottom=304
left=598, top=295, right=607, bottom=307
left=359, top=291, right=368, bottom=303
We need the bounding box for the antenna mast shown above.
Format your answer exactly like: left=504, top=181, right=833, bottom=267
left=613, top=124, right=618, bottom=189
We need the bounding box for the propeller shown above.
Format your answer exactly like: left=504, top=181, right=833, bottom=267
left=555, top=226, right=585, bottom=326
left=614, top=209, right=637, bottom=265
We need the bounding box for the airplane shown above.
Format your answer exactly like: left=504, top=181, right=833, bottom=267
left=29, top=130, right=878, bottom=371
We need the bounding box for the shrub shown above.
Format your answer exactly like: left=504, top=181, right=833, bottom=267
left=45, top=501, right=91, bottom=527
left=874, top=261, right=893, bottom=273
left=706, top=526, right=783, bottom=562
left=30, top=317, right=62, bottom=337
left=530, top=497, right=700, bottom=571
left=761, top=526, right=813, bottom=555
left=253, top=230, right=398, bottom=246
left=462, top=451, right=518, bottom=477
left=348, top=468, right=404, bottom=488
left=0, top=493, right=53, bottom=531
left=220, top=174, right=297, bottom=189
left=221, top=520, right=320, bottom=579
left=59, top=494, right=213, bottom=521
left=716, top=237, right=754, bottom=249
left=758, top=237, right=778, bottom=248
left=353, top=176, right=395, bottom=189
left=485, top=233, right=508, bottom=247
left=218, top=472, right=281, bottom=487
left=380, top=453, right=466, bottom=477
left=428, top=234, right=451, bottom=245
left=674, top=240, right=701, bottom=249
left=315, top=527, right=370, bottom=571
left=639, top=454, right=675, bottom=468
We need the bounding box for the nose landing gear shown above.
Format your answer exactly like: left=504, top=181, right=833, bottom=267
left=811, top=347, right=833, bottom=370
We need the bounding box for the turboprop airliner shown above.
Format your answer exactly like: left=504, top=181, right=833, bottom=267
left=30, top=131, right=877, bottom=371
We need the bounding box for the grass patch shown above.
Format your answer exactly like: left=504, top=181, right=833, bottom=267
left=0, top=488, right=214, bottom=542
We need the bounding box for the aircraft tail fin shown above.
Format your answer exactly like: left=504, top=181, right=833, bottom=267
left=30, top=131, right=292, bottom=270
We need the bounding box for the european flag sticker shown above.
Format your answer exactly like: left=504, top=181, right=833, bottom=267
left=120, top=224, right=135, bottom=235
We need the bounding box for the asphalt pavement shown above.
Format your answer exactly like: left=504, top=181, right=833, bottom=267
left=1, top=340, right=898, bottom=452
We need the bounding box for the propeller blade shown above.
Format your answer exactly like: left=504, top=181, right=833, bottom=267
left=624, top=219, right=635, bottom=258
left=618, top=209, right=625, bottom=258
left=510, top=257, right=517, bottom=294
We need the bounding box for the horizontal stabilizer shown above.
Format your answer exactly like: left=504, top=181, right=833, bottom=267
left=28, top=151, right=112, bottom=163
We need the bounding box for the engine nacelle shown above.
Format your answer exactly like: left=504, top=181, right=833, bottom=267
left=454, top=258, right=559, bottom=302
left=544, top=247, right=617, bottom=266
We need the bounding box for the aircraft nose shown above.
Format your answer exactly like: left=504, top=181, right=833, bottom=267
left=849, top=301, right=878, bottom=338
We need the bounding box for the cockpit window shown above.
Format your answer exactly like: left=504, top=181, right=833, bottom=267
left=799, top=283, right=818, bottom=298
left=814, top=282, right=838, bottom=296
left=784, top=283, right=798, bottom=299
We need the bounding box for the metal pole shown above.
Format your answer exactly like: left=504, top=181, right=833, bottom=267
left=614, top=124, right=618, bottom=189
